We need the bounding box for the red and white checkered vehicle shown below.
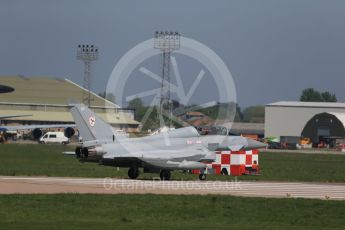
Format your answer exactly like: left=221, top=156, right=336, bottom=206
left=192, top=149, right=259, bottom=176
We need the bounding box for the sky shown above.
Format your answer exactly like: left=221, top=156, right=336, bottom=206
left=0, top=0, right=345, bottom=108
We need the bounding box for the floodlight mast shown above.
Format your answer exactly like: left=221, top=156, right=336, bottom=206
left=77, top=44, right=99, bottom=107
left=154, top=31, right=180, bottom=127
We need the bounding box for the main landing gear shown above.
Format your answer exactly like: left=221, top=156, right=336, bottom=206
left=128, top=167, right=139, bottom=179
left=160, top=170, right=171, bottom=181
left=199, top=173, right=207, bottom=181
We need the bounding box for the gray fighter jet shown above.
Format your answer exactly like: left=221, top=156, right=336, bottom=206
left=71, top=104, right=266, bottom=180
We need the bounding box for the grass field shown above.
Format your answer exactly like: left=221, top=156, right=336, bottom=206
left=0, top=194, right=344, bottom=230
left=0, top=144, right=345, bottom=182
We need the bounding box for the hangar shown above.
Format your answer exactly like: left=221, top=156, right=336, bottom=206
left=0, top=76, right=139, bottom=132
left=265, top=101, right=345, bottom=145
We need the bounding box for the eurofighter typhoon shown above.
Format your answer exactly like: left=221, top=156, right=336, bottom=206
left=71, top=104, right=266, bottom=180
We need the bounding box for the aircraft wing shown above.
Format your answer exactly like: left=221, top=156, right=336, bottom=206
left=142, top=158, right=207, bottom=170
left=104, top=146, right=215, bottom=170
left=0, top=124, right=75, bottom=131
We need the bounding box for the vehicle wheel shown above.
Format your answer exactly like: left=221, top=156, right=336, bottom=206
left=199, top=173, right=207, bottom=181
left=160, top=170, right=171, bottom=181
left=221, top=168, right=228, bottom=176
left=128, top=167, right=139, bottom=179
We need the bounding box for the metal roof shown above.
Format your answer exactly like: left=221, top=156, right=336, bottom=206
left=326, top=112, right=345, bottom=128
left=0, top=109, right=139, bottom=125
left=0, top=76, right=118, bottom=107
left=0, top=76, right=139, bottom=125
left=266, top=101, right=345, bottom=108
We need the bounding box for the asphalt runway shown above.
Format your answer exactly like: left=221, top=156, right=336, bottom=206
left=0, top=176, right=344, bottom=200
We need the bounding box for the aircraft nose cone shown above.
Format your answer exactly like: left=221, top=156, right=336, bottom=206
left=0, top=85, right=14, bottom=93
left=246, top=138, right=267, bottom=149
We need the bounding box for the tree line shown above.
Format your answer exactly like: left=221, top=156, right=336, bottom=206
left=99, top=88, right=338, bottom=127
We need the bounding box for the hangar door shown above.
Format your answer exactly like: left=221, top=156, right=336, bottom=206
left=301, top=112, right=345, bottom=144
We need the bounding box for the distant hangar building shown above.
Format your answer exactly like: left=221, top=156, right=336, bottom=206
left=0, top=76, right=139, bottom=132
left=265, top=101, right=345, bottom=144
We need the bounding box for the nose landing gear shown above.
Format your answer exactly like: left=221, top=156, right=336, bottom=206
left=160, top=170, right=171, bottom=181
left=199, top=173, right=207, bottom=181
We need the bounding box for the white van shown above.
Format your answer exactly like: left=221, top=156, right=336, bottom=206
left=39, top=132, right=69, bottom=144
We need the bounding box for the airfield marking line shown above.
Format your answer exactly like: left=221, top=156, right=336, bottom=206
left=0, top=179, right=104, bottom=191
left=0, top=177, right=343, bottom=186
left=0, top=176, right=344, bottom=200
left=1, top=176, right=344, bottom=189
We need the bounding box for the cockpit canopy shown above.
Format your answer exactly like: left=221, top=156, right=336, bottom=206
left=196, top=126, right=232, bottom=136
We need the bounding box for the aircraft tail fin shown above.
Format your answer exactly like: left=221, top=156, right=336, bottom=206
left=70, top=104, right=119, bottom=142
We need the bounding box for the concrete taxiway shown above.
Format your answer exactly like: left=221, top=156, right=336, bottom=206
left=0, top=176, right=344, bottom=200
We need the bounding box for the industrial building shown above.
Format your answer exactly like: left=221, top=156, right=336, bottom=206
left=265, top=101, right=345, bottom=145
left=0, top=76, right=139, bottom=132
